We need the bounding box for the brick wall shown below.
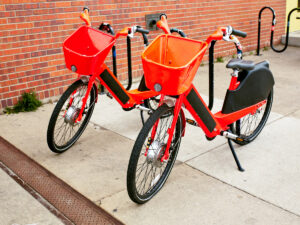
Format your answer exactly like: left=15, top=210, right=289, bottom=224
left=0, top=0, right=286, bottom=110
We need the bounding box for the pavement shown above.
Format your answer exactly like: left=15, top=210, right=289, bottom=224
left=0, top=45, right=300, bottom=225
left=282, top=31, right=300, bottom=47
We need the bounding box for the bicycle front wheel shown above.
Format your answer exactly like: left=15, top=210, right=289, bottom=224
left=47, top=80, right=96, bottom=153
left=230, top=88, right=273, bottom=145
left=127, top=104, right=183, bottom=204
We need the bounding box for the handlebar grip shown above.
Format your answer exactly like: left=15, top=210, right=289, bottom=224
left=99, top=23, right=115, bottom=35
left=136, top=27, right=150, bottom=34
left=83, top=6, right=89, bottom=12
left=231, top=28, right=247, bottom=38
left=141, top=33, right=149, bottom=46
left=160, top=13, right=167, bottom=20
left=135, top=26, right=149, bottom=46
left=170, top=28, right=187, bottom=37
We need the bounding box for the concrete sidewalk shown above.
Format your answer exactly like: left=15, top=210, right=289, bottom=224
left=1, top=46, right=300, bottom=224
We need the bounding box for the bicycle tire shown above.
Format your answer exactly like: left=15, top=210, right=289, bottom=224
left=47, top=80, right=96, bottom=153
left=127, top=103, right=183, bottom=204
left=230, top=88, right=273, bottom=145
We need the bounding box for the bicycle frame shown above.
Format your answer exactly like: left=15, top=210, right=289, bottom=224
left=148, top=25, right=268, bottom=163
left=69, top=9, right=164, bottom=123
left=72, top=38, right=158, bottom=123
left=72, top=10, right=189, bottom=124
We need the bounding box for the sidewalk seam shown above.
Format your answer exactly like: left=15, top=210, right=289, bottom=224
left=185, top=163, right=300, bottom=218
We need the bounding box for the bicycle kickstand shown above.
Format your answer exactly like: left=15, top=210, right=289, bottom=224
left=227, top=139, right=245, bottom=172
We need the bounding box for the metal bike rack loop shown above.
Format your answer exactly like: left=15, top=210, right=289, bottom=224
left=256, top=6, right=276, bottom=55
left=257, top=7, right=300, bottom=55
left=208, top=40, right=216, bottom=110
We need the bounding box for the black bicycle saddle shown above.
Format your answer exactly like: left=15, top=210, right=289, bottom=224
left=226, top=58, right=255, bottom=71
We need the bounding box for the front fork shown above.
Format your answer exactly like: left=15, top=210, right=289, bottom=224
left=145, top=95, right=166, bottom=156
left=71, top=75, right=97, bottom=123
left=161, top=95, right=184, bottom=161
left=146, top=95, right=185, bottom=162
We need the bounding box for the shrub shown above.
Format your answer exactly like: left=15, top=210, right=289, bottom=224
left=216, top=56, right=224, bottom=63
left=5, top=91, right=42, bottom=114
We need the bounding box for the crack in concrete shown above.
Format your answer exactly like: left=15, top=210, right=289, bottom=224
left=94, top=188, right=126, bottom=205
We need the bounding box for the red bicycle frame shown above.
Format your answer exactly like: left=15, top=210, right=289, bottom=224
left=148, top=20, right=268, bottom=164
left=69, top=9, right=175, bottom=123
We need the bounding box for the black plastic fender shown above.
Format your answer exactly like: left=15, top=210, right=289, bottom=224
left=222, top=61, right=274, bottom=114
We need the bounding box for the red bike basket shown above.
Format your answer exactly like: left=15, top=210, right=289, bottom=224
left=142, top=34, right=208, bottom=95
left=63, top=26, right=115, bottom=76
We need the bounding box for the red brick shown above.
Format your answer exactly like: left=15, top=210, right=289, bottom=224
left=0, top=79, right=18, bottom=87
left=5, top=4, right=23, bottom=10
left=16, top=10, right=33, bottom=17
left=0, top=75, right=8, bottom=81
left=0, top=67, right=15, bottom=75
left=0, top=87, right=9, bottom=93
left=6, top=98, right=13, bottom=107
left=33, top=62, right=48, bottom=69
left=10, top=83, right=27, bottom=91
left=1, top=100, right=8, bottom=108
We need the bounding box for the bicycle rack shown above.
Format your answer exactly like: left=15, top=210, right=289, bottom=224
left=257, top=7, right=300, bottom=55
left=98, top=23, right=117, bottom=94
left=207, top=41, right=216, bottom=110
left=256, top=6, right=276, bottom=55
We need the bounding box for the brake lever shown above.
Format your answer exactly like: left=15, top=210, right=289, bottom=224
left=128, top=26, right=137, bottom=38
left=223, top=26, right=243, bottom=59
left=222, top=26, right=232, bottom=42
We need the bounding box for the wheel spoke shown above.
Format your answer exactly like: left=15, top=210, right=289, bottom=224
left=233, top=94, right=271, bottom=143
left=49, top=82, right=94, bottom=150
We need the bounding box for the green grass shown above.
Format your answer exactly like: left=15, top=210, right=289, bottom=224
left=232, top=54, right=236, bottom=59
left=249, top=51, right=254, bottom=55
left=216, top=56, right=224, bottom=63
left=5, top=91, right=42, bottom=114
left=263, top=46, right=269, bottom=51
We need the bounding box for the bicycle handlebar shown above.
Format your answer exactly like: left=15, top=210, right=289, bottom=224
left=157, top=14, right=171, bottom=34
left=131, top=26, right=149, bottom=46
left=80, top=7, right=91, bottom=26
left=83, top=6, right=89, bottom=12
left=231, top=28, right=247, bottom=38
left=170, top=28, right=187, bottom=37
left=99, top=23, right=115, bottom=35
left=136, top=27, right=150, bottom=34
left=135, top=26, right=149, bottom=46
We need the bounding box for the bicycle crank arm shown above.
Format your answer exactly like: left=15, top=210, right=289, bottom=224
left=135, top=105, right=152, bottom=113
left=221, top=131, right=244, bottom=142
left=186, top=118, right=199, bottom=127
left=106, top=93, right=113, bottom=99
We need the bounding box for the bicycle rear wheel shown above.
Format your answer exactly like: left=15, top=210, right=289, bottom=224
left=127, top=104, right=183, bottom=204
left=230, top=89, right=273, bottom=145
left=47, top=80, right=96, bottom=153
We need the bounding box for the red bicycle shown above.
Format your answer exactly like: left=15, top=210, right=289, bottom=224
left=127, top=16, right=274, bottom=203
left=47, top=9, right=185, bottom=153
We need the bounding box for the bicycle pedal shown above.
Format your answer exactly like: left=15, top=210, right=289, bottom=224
left=106, top=93, right=113, bottom=99
left=186, top=118, right=198, bottom=127
left=236, top=137, right=244, bottom=142
left=221, top=131, right=245, bottom=142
